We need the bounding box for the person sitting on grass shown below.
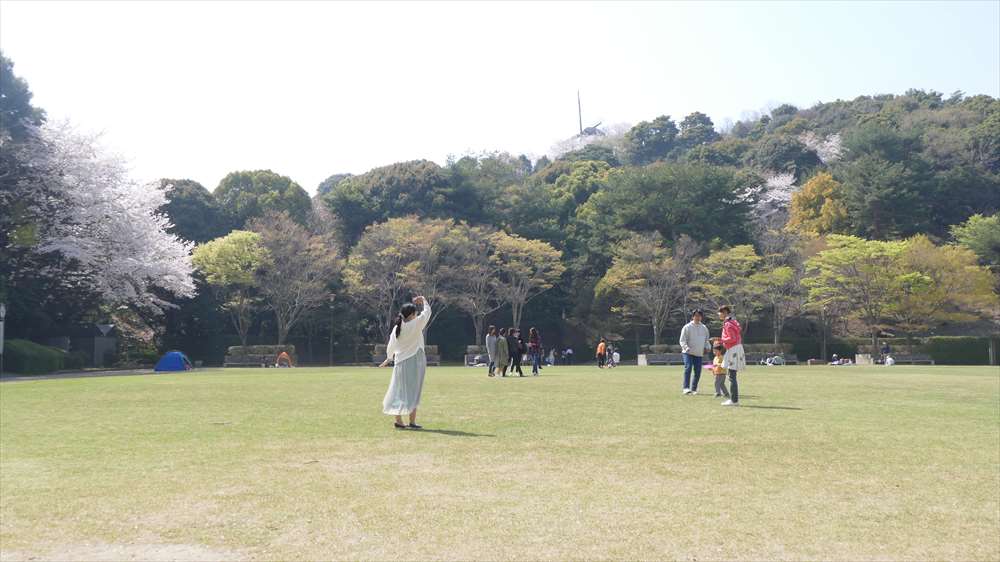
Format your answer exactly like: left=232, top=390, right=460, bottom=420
left=275, top=351, right=293, bottom=368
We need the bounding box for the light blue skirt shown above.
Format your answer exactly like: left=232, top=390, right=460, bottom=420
left=382, top=349, right=426, bottom=415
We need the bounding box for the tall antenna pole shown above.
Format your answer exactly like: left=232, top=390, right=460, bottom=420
left=577, top=90, right=583, bottom=135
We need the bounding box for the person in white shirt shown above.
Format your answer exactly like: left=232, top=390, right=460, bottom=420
left=379, top=296, right=431, bottom=430
left=679, top=309, right=712, bottom=395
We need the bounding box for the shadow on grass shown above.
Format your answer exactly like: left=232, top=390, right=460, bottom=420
left=417, top=429, right=496, bottom=437
left=740, top=405, right=803, bottom=411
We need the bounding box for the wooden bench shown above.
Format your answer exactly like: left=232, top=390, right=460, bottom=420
left=638, top=353, right=685, bottom=366
left=889, top=354, right=935, bottom=365
left=223, top=345, right=297, bottom=368
left=224, top=354, right=272, bottom=367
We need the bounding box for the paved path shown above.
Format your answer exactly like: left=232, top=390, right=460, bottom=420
left=0, top=368, right=154, bottom=382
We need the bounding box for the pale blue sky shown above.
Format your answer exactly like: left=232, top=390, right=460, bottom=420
left=1, top=1, right=997, bottom=193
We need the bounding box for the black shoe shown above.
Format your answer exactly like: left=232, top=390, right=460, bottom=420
left=394, top=422, right=408, bottom=430
left=408, top=423, right=422, bottom=430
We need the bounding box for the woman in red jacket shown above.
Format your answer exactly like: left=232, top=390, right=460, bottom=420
left=714, top=305, right=746, bottom=406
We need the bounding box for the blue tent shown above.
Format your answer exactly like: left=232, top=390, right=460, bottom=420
left=154, top=351, right=193, bottom=372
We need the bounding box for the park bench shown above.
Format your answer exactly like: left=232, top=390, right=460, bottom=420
left=223, top=345, right=297, bottom=368
left=372, top=344, right=441, bottom=366
left=464, top=345, right=488, bottom=367
left=889, top=354, right=935, bottom=365
left=637, top=353, right=685, bottom=366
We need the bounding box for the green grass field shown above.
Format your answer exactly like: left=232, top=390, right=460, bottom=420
left=1, top=365, right=998, bottom=561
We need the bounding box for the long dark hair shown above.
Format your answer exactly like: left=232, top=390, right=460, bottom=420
left=393, top=303, right=418, bottom=337
left=529, top=327, right=539, bottom=340
left=488, top=325, right=497, bottom=336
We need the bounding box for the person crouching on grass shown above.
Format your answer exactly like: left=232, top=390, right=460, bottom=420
left=713, top=305, right=745, bottom=406
left=379, top=296, right=431, bottom=429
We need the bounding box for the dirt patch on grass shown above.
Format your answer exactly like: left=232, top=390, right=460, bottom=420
left=1, top=542, right=241, bottom=561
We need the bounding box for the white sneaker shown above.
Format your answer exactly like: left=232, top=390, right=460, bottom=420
left=721, top=400, right=738, bottom=406
left=690, top=390, right=698, bottom=395
left=683, top=388, right=692, bottom=395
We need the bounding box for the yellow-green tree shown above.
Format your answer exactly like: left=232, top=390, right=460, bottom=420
left=491, top=232, right=565, bottom=327
left=888, top=235, right=998, bottom=334
left=694, top=245, right=764, bottom=337
left=804, top=235, right=907, bottom=345
left=752, top=265, right=805, bottom=344
left=786, top=172, right=849, bottom=235
left=343, top=216, right=460, bottom=337
left=951, top=213, right=1000, bottom=267
left=191, top=230, right=269, bottom=347
left=449, top=223, right=505, bottom=345
left=596, top=233, right=698, bottom=345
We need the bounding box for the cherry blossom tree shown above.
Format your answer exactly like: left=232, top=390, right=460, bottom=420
left=799, top=131, right=844, bottom=164
left=30, top=123, right=195, bottom=312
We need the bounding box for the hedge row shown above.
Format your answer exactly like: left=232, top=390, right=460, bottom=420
left=786, top=336, right=996, bottom=364
left=921, top=337, right=993, bottom=365
left=4, top=339, right=67, bottom=375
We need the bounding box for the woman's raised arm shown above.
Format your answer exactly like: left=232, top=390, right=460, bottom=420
left=414, top=296, right=431, bottom=329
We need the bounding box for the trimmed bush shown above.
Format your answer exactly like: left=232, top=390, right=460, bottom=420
left=787, top=338, right=860, bottom=361
left=4, top=339, right=66, bottom=375
left=922, top=337, right=992, bottom=365
left=64, top=351, right=90, bottom=370
left=743, top=343, right=794, bottom=354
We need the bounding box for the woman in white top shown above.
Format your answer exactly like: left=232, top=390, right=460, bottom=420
left=379, top=296, right=431, bottom=430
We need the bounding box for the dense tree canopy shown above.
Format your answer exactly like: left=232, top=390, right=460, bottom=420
left=159, top=179, right=232, bottom=243
left=324, top=160, right=482, bottom=245
left=214, top=170, right=312, bottom=228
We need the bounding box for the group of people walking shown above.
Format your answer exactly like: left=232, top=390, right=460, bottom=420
left=378, top=296, right=748, bottom=431
left=678, top=306, right=745, bottom=406
left=484, top=325, right=544, bottom=377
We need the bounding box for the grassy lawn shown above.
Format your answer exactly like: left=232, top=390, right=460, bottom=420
left=1, top=364, right=998, bottom=561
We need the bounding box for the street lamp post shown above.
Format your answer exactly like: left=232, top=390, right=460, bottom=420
left=1, top=303, right=7, bottom=377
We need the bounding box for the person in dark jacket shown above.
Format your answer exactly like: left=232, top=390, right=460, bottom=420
left=527, top=327, right=543, bottom=376
left=507, top=327, right=525, bottom=377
